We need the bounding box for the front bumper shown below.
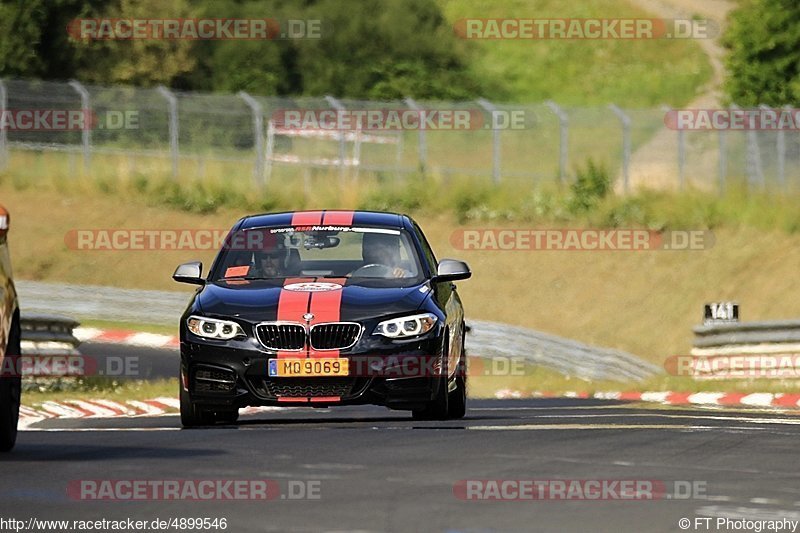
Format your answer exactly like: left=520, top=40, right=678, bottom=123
left=180, top=331, right=446, bottom=411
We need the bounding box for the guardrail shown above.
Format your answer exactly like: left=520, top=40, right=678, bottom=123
left=469, top=319, right=659, bottom=382
left=689, top=320, right=800, bottom=379
left=692, top=320, right=800, bottom=350
left=19, top=313, right=81, bottom=354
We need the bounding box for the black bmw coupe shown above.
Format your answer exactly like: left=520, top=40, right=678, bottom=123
left=174, top=210, right=470, bottom=427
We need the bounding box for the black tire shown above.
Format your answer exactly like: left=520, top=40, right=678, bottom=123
left=180, top=382, right=212, bottom=427
left=0, top=316, right=21, bottom=452
left=180, top=383, right=239, bottom=427
left=412, top=333, right=450, bottom=421
left=447, top=356, right=467, bottom=420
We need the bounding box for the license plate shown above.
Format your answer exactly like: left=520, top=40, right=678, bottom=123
left=268, top=358, right=349, bottom=377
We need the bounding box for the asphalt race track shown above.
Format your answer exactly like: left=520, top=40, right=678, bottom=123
left=4, top=399, right=800, bottom=532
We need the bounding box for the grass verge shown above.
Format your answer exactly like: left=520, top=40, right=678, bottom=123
left=22, top=378, right=177, bottom=406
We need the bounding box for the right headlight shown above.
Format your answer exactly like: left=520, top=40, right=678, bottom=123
left=373, top=313, right=438, bottom=339
left=187, top=316, right=245, bottom=340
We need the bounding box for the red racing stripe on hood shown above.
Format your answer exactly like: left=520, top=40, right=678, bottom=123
left=275, top=277, right=312, bottom=358
left=307, top=278, right=347, bottom=358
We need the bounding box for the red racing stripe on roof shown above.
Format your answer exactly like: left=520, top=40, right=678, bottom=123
left=291, top=211, right=324, bottom=226
left=321, top=211, right=354, bottom=226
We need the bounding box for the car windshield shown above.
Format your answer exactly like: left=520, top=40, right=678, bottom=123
left=211, top=226, right=425, bottom=285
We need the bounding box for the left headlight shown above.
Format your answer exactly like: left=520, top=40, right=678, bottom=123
left=373, top=312, right=438, bottom=339
left=187, top=316, right=245, bottom=340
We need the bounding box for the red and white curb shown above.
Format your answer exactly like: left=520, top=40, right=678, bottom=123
left=74, top=327, right=179, bottom=349
left=495, top=389, right=800, bottom=409
left=19, top=397, right=285, bottom=428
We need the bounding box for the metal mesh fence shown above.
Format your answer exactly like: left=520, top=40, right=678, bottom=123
left=1, top=78, right=798, bottom=193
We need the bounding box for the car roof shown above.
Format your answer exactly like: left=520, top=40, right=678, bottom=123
left=239, top=210, right=407, bottom=230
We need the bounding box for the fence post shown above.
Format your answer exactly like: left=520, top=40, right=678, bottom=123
left=0, top=80, right=7, bottom=171
left=477, top=98, right=501, bottom=184
left=733, top=104, right=763, bottom=190
left=157, top=86, right=179, bottom=179
left=662, top=105, right=685, bottom=190
left=778, top=105, right=789, bottom=190
left=324, top=95, right=347, bottom=178
left=68, top=80, right=91, bottom=174
left=770, top=105, right=789, bottom=190
left=718, top=129, right=727, bottom=196
left=238, top=91, right=265, bottom=187
left=546, top=101, right=569, bottom=185
left=404, top=97, right=427, bottom=175
left=609, top=104, right=631, bottom=193
left=265, top=119, right=275, bottom=183
left=758, top=104, right=781, bottom=190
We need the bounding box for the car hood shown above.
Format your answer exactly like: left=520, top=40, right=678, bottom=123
left=194, top=280, right=431, bottom=322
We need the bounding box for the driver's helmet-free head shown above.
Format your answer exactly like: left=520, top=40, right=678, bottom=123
left=362, top=232, right=401, bottom=265
left=253, top=232, right=288, bottom=275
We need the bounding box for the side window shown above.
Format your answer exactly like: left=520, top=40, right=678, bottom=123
left=411, top=221, right=438, bottom=274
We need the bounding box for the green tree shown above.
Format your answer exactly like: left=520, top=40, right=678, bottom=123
left=72, top=0, right=198, bottom=87
left=0, top=0, right=484, bottom=99
left=0, top=0, right=47, bottom=76
left=289, top=0, right=482, bottom=99
left=723, top=0, right=800, bottom=106
left=191, top=0, right=483, bottom=99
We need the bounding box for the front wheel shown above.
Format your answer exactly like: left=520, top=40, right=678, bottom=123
left=0, top=317, right=22, bottom=452
left=412, top=333, right=451, bottom=421
left=411, top=376, right=449, bottom=420
left=180, top=383, right=239, bottom=427
left=180, top=383, right=211, bottom=427
left=447, top=358, right=467, bottom=419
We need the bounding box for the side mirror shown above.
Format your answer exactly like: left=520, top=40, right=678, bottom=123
left=173, top=261, right=204, bottom=285
left=0, top=205, right=9, bottom=240
left=435, top=259, right=471, bottom=282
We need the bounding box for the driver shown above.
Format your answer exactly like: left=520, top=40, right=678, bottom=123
left=359, top=232, right=408, bottom=278
left=253, top=233, right=288, bottom=277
